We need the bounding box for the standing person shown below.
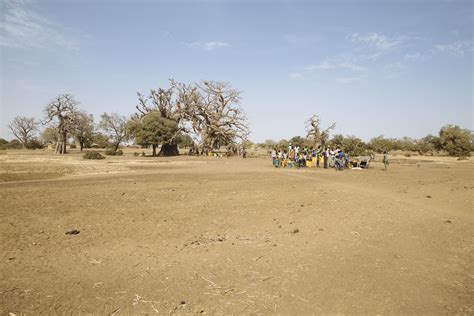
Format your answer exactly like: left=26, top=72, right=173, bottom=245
left=316, top=145, right=321, bottom=168
left=383, top=151, right=389, bottom=170
left=323, top=147, right=329, bottom=169
left=271, top=147, right=277, bottom=166
left=282, top=150, right=288, bottom=167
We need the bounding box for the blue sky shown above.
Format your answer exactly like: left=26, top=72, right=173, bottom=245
left=1, top=0, right=472, bottom=142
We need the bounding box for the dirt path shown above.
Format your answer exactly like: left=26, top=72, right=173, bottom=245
left=1, top=155, right=473, bottom=314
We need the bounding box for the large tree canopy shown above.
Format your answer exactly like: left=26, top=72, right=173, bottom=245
left=8, top=116, right=39, bottom=149
left=439, top=125, right=472, bottom=157
left=44, top=94, right=79, bottom=154
left=99, top=113, right=129, bottom=153
left=73, top=111, right=94, bottom=151
left=127, top=112, right=180, bottom=156
left=193, top=81, right=249, bottom=150
left=306, top=114, right=336, bottom=148
left=135, top=80, right=249, bottom=156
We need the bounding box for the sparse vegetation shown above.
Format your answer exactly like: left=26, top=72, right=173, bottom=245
left=8, top=116, right=39, bottom=149
left=105, top=148, right=123, bottom=156
left=83, top=151, right=105, bottom=159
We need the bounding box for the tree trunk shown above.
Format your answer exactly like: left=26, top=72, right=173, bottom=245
left=158, top=143, right=179, bottom=156
left=80, top=141, right=84, bottom=151
left=62, top=133, right=67, bottom=154
left=113, top=142, right=120, bottom=153
left=152, top=144, right=157, bottom=156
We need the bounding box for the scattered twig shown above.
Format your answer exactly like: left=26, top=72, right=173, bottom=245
left=254, top=255, right=266, bottom=262
left=291, top=294, right=309, bottom=303
left=201, top=276, right=217, bottom=287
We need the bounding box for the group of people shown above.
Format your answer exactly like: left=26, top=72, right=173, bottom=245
left=271, top=144, right=349, bottom=170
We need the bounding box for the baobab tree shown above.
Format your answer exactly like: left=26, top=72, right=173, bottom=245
left=306, top=114, right=336, bottom=148
left=8, top=116, right=39, bottom=148
left=174, top=80, right=250, bottom=153
left=127, top=111, right=179, bottom=156
left=135, top=82, right=188, bottom=156
left=44, top=94, right=79, bottom=154
left=193, top=81, right=250, bottom=151
left=135, top=79, right=250, bottom=155
left=99, top=112, right=128, bottom=153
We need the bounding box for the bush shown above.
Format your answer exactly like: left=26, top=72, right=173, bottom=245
left=141, top=151, right=146, bottom=156
left=69, top=143, right=76, bottom=149
left=105, top=148, right=123, bottom=156
left=27, top=139, right=44, bottom=150
left=133, top=152, right=139, bottom=157
left=8, top=139, right=23, bottom=149
left=438, top=125, right=472, bottom=157
left=83, top=151, right=105, bottom=160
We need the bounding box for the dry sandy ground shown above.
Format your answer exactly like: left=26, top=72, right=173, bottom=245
left=0, top=150, right=473, bottom=314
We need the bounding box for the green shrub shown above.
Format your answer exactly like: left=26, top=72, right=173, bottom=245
left=83, top=151, right=105, bottom=160
left=27, top=139, right=44, bottom=149
left=439, top=125, right=472, bottom=157
left=8, top=140, right=23, bottom=149
left=105, top=148, right=123, bottom=156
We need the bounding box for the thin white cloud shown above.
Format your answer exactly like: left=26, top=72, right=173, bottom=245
left=434, top=40, right=473, bottom=56
left=349, top=32, right=407, bottom=60
left=284, top=34, right=321, bottom=46
left=404, top=52, right=429, bottom=62
left=336, top=76, right=366, bottom=84
left=289, top=72, right=304, bottom=80
left=305, top=59, right=367, bottom=73
left=204, top=41, right=229, bottom=50
left=182, top=41, right=230, bottom=51
left=291, top=54, right=368, bottom=83
left=0, top=0, right=78, bottom=50
left=350, top=32, right=400, bottom=50
left=404, top=40, right=472, bottom=62
left=383, top=62, right=407, bottom=79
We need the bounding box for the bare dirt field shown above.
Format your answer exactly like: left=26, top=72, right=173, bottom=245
left=1, top=150, right=473, bottom=314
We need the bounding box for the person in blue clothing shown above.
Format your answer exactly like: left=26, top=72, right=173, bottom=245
left=323, top=147, right=329, bottom=169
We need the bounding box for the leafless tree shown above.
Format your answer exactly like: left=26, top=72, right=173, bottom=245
left=44, top=94, right=79, bottom=154
left=99, top=112, right=128, bottom=153
left=8, top=116, right=39, bottom=148
left=135, top=82, right=189, bottom=156
left=175, top=80, right=250, bottom=152
left=306, top=114, right=336, bottom=148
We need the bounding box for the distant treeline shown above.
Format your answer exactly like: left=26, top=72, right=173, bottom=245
left=254, top=125, right=473, bottom=158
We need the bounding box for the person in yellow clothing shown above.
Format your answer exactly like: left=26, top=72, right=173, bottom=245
left=281, top=150, right=288, bottom=167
